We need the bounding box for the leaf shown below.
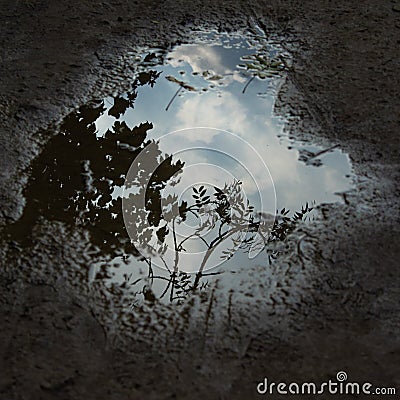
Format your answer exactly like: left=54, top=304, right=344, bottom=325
left=166, top=75, right=197, bottom=91
left=156, top=225, right=169, bottom=243
left=78, top=101, right=106, bottom=126
left=108, top=96, right=131, bottom=118
left=178, top=200, right=188, bottom=221
left=143, top=53, right=157, bottom=63
left=112, top=121, right=152, bottom=147
left=136, top=70, right=161, bottom=86
left=143, top=287, right=156, bottom=303
left=208, top=75, right=223, bottom=81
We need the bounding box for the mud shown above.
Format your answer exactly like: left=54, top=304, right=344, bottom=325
left=0, top=1, right=399, bottom=399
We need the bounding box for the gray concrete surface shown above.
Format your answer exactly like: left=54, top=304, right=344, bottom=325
left=0, top=1, right=399, bottom=399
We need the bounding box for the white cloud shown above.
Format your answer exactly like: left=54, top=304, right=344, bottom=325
left=168, top=44, right=246, bottom=86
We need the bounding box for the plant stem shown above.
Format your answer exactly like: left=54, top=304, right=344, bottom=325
left=165, top=87, right=182, bottom=111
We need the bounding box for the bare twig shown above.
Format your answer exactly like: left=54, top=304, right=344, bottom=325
left=165, top=87, right=182, bottom=111
left=242, top=76, right=255, bottom=94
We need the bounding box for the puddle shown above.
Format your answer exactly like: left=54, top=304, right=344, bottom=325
left=4, top=32, right=353, bottom=304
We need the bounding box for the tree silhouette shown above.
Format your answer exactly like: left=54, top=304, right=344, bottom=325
left=123, top=171, right=313, bottom=302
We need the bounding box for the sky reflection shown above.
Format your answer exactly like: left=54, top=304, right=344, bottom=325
left=90, top=36, right=353, bottom=302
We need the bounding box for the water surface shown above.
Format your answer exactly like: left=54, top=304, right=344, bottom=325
left=5, top=32, right=353, bottom=304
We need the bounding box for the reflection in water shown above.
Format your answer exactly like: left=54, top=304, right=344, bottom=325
left=123, top=174, right=313, bottom=301
left=8, top=71, right=161, bottom=261
left=5, top=33, right=353, bottom=304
